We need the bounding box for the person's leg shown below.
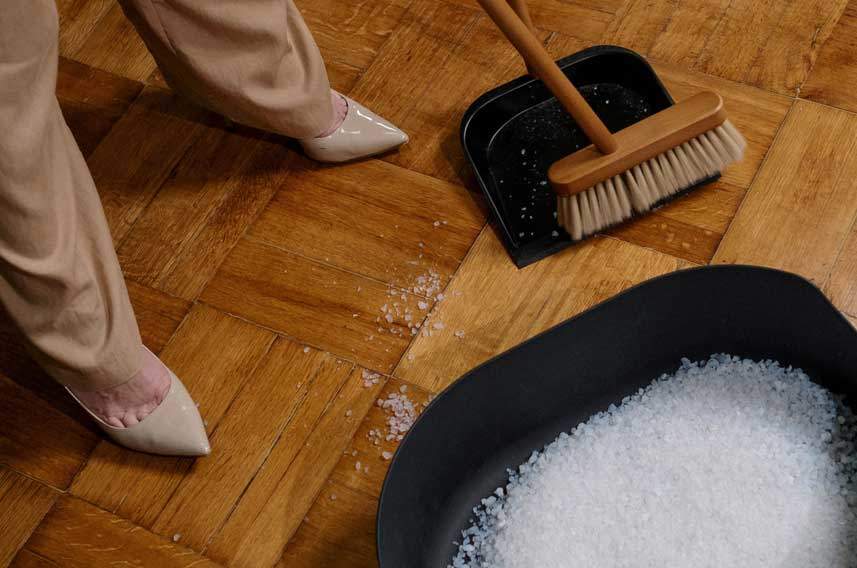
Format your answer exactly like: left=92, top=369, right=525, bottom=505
left=0, top=0, right=168, bottom=427
left=117, top=0, right=336, bottom=138
left=118, top=0, right=407, bottom=161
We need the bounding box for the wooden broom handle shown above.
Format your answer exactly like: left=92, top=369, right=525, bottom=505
left=507, top=0, right=536, bottom=35
left=477, top=0, right=618, bottom=154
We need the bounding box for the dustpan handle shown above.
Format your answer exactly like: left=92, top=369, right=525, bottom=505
left=478, top=0, right=618, bottom=154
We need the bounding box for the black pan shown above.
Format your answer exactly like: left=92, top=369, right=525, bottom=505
left=376, top=265, right=857, bottom=567
left=461, top=45, right=718, bottom=268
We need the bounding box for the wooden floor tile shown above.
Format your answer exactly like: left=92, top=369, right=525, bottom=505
left=89, top=87, right=206, bottom=244
left=801, top=1, right=857, bottom=113
left=57, top=58, right=143, bottom=158
left=444, top=0, right=613, bottom=37
left=330, top=378, right=431, bottom=495
left=23, top=497, right=220, bottom=568
left=824, top=223, right=857, bottom=318
left=605, top=0, right=847, bottom=95
left=280, top=377, right=430, bottom=567
left=0, top=468, right=57, bottom=568
left=151, top=339, right=353, bottom=551
left=653, top=61, right=793, bottom=189
left=607, top=213, right=717, bottom=265
left=126, top=281, right=191, bottom=354
left=397, top=229, right=691, bottom=392
left=348, top=0, right=480, bottom=183
left=70, top=305, right=275, bottom=528
left=205, top=366, right=383, bottom=567
left=248, top=159, right=484, bottom=290
left=0, top=375, right=96, bottom=491
left=57, top=0, right=113, bottom=57
left=201, top=238, right=432, bottom=372
left=9, top=549, right=61, bottom=568
left=714, top=100, right=857, bottom=286
left=118, top=128, right=290, bottom=301
left=279, top=480, right=378, bottom=568
left=297, top=0, right=412, bottom=72
left=65, top=3, right=157, bottom=83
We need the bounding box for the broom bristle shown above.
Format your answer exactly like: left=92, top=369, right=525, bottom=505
left=557, top=119, right=747, bottom=241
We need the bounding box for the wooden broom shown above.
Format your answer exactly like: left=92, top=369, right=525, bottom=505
left=478, top=0, right=747, bottom=241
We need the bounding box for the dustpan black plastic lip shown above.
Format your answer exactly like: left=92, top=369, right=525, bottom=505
left=375, top=264, right=857, bottom=566
left=460, top=44, right=674, bottom=269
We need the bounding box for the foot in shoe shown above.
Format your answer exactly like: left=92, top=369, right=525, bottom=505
left=300, top=91, right=409, bottom=163
left=69, top=347, right=170, bottom=428
left=315, top=91, right=349, bottom=138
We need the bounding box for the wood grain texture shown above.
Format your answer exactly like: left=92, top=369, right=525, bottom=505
left=297, top=0, right=412, bottom=71
left=278, top=480, right=378, bottom=568
left=0, top=468, right=58, bottom=567
left=24, top=497, right=221, bottom=568
left=445, top=0, right=613, bottom=36
left=9, top=549, right=61, bottom=568
left=825, top=222, right=857, bottom=318
left=205, top=366, right=384, bottom=567
left=126, top=281, right=191, bottom=354
left=69, top=305, right=275, bottom=528
left=801, top=1, right=857, bottom=113
left=348, top=0, right=481, bottom=182
left=89, top=87, right=206, bottom=244
left=714, top=100, right=857, bottom=286
left=118, top=129, right=291, bottom=301
left=358, top=10, right=546, bottom=183
left=396, top=229, right=692, bottom=392
left=57, top=0, right=113, bottom=57
left=0, top=375, right=96, bottom=491
left=151, top=340, right=353, bottom=551
left=56, top=58, right=143, bottom=158
left=66, top=2, right=158, bottom=83
left=201, top=238, right=432, bottom=373
left=248, top=159, right=484, bottom=289
left=605, top=0, right=847, bottom=95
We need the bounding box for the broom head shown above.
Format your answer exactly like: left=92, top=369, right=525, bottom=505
left=551, top=91, right=746, bottom=241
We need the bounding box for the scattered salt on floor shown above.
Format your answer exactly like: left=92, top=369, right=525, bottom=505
left=172, top=534, right=181, bottom=543
left=450, top=355, right=857, bottom=568
left=377, top=391, right=417, bottom=442
left=382, top=451, right=393, bottom=460
left=345, top=410, right=353, bottom=417
left=362, top=369, right=381, bottom=388
left=355, top=461, right=362, bottom=471
left=303, top=346, right=310, bottom=354
left=454, top=330, right=465, bottom=339
left=330, top=494, right=337, bottom=501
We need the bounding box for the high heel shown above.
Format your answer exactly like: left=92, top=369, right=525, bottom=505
left=66, top=371, right=210, bottom=457
left=300, top=95, right=409, bottom=163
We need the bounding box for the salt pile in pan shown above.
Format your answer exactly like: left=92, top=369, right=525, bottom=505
left=451, top=355, right=857, bottom=568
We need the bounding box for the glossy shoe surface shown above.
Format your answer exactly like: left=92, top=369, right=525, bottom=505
left=300, top=96, right=409, bottom=163
left=67, top=372, right=210, bottom=457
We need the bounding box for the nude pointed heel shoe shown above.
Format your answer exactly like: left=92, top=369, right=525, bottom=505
left=300, top=95, right=409, bottom=163
left=66, top=371, right=211, bottom=457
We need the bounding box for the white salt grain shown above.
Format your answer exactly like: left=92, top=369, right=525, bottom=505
left=382, top=451, right=393, bottom=460
left=172, top=534, right=181, bottom=543
left=303, top=346, right=310, bottom=353
left=450, top=355, right=857, bottom=568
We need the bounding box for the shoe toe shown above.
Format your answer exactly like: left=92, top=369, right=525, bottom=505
left=300, top=97, right=408, bottom=163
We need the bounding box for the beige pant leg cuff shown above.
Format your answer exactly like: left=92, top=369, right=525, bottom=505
left=42, top=345, right=144, bottom=392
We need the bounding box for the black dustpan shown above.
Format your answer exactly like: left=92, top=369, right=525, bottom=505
left=461, top=45, right=718, bottom=268
left=376, top=265, right=857, bottom=566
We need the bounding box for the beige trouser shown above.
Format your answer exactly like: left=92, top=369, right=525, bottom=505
left=0, top=0, right=332, bottom=391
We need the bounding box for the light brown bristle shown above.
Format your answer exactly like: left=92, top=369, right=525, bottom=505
left=557, top=119, right=746, bottom=241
